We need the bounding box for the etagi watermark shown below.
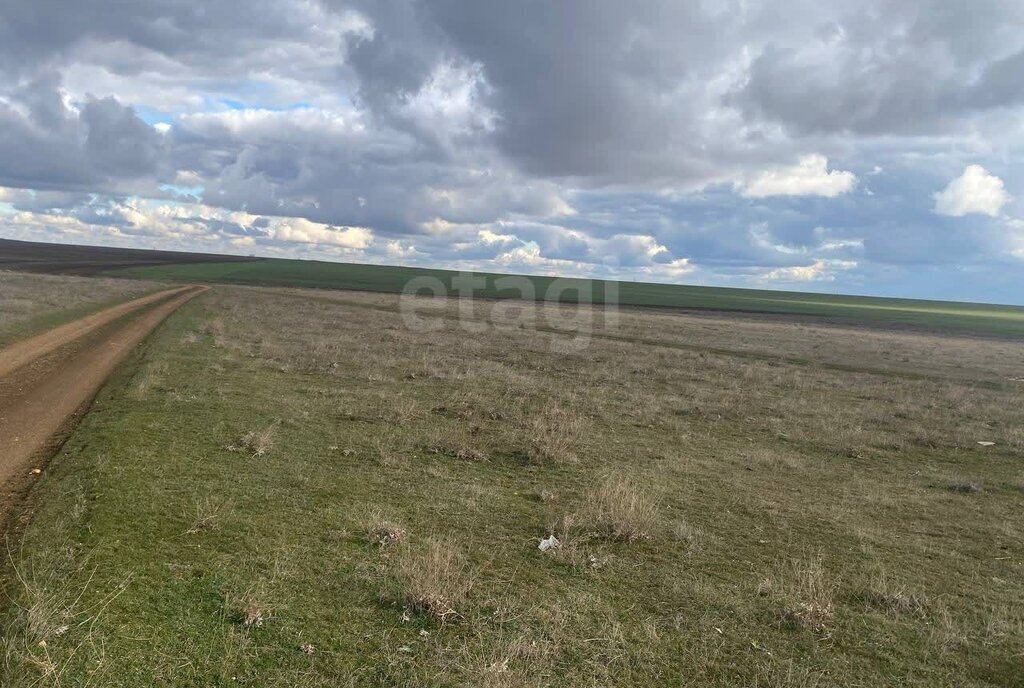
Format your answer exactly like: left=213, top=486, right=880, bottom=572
left=399, top=272, right=619, bottom=352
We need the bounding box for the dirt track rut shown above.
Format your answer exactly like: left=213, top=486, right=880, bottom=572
left=0, top=286, right=194, bottom=378
left=0, top=285, right=205, bottom=515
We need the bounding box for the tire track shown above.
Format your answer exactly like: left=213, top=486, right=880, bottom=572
left=0, top=285, right=206, bottom=518
left=0, top=285, right=195, bottom=378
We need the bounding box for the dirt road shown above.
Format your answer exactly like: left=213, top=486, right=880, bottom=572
left=0, top=285, right=206, bottom=516
left=0, top=286, right=194, bottom=378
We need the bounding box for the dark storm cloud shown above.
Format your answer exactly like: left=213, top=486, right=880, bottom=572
left=349, top=0, right=745, bottom=183
left=0, top=0, right=345, bottom=74
left=339, top=0, right=1024, bottom=185
left=0, top=74, right=164, bottom=192
left=729, top=1, right=1024, bottom=135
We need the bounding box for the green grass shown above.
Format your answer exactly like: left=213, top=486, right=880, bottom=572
left=110, top=259, right=1024, bottom=338
left=2, top=285, right=1022, bottom=686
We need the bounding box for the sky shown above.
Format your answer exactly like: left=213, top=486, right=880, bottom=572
left=0, top=1, right=1023, bottom=304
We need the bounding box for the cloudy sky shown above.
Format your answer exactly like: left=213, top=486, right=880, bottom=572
left=1, top=1, right=1023, bottom=303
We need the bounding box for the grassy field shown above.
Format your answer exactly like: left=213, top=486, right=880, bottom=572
left=1, top=282, right=1022, bottom=686
left=112, top=258, right=1024, bottom=338
left=0, top=271, right=158, bottom=347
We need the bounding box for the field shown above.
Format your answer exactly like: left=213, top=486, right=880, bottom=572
left=113, top=258, right=1024, bottom=338
left=0, top=238, right=255, bottom=276
left=0, top=270, right=159, bottom=347
left=1, top=277, right=1021, bottom=686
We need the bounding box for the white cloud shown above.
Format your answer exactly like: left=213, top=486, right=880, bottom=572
left=933, top=164, right=1010, bottom=217
left=2, top=194, right=375, bottom=252
left=741, top=155, right=857, bottom=199
left=402, top=61, right=496, bottom=138
left=385, top=240, right=422, bottom=259
left=477, top=228, right=519, bottom=245
left=762, top=259, right=857, bottom=282
left=269, top=217, right=373, bottom=249
left=493, top=243, right=590, bottom=274
left=179, top=107, right=364, bottom=139
left=602, top=234, right=670, bottom=264
left=638, top=258, right=695, bottom=280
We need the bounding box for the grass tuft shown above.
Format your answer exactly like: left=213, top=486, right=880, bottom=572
left=858, top=570, right=928, bottom=619
left=227, top=585, right=272, bottom=628
left=776, top=554, right=836, bottom=633
left=582, top=473, right=658, bottom=543
left=392, top=538, right=473, bottom=623
left=364, top=512, right=407, bottom=547
left=184, top=496, right=231, bottom=534
left=528, top=405, right=587, bottom=464
left=229, top=424, right=277, bottom=458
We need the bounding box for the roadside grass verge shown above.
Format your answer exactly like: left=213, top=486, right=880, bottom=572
left=0, top=271, right=159, bottom=348
left=1, top=285, right=1022, bottom=686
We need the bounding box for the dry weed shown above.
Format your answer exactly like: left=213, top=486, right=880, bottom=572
left=393, top=538, right=473, bottom=623
left=364, top=512, right=406, bottom=547
left=392, top=398, right=421, bottom=425
left=583, top=473, right=659, bottom=543
left=185, top=496, right=231, bottom=534
left=205, top=317, right=227, bottom=347
left=930, top=604, right=969, bottom=652
left=227, top=584, right=272, bottom=628
left=528, top=405, right=587, bottom=464
left=859, top=569, right=928, bottom=619
left=228, top=424, right=277, bottom=458
left=776, top=553, right=836, bottom=633
left=374, top=434, right=409, bottom=467
left=673, top=520, right=704, bottom=552
left=425, top=427, right=488, bottom=462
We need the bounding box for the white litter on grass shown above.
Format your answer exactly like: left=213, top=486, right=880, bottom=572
left=977, top=441, right=996, bottom=447
left=538, top=535, right=561, bottom=552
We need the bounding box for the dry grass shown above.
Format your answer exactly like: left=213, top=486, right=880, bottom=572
left=858, top=569, right=929, bottom=619
left=227, top=585, right=272, bottom=628
left=581, top=473, right=659, bottom=543
left=775, top=553, right=837, bottom=633
left=0, top=270, right=157, bottom=344
left=528, top=404, right=587, bottom=464
left=391, top=398, right=422, bottom=425
left=184, top=496, right=230, bottom=535
left=129, top=361, right=168, bottom=400
left=364, top=512, right=406, bottom=547
left=425, top=426, right=488, bottom=462
left=672, top=519, right=704, bottom=552
left=229, top=424, right=277, bottom=458
left=3, top=554, right=132, bottom=682
left=373, top=433, right=407, bottom=467
left=392, top=538, right=473, bottom=623
left=204, top=316, right=227, bottom=348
